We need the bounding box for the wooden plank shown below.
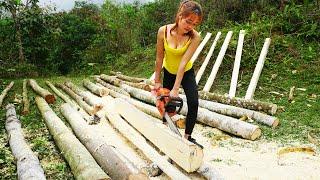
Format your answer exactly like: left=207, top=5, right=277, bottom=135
left=102, top=96, right=190, bottom=179
left=229, top=30, right=245, bottom=98
left=203, top=31, right=233, bottom=92
left=245, top=38, right=271, bottom=100
left=114, top=98, right=203, bottom=172
left=196, top=32, right=221, bottom=84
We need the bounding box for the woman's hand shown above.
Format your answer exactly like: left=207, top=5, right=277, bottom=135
left=170, top=88, right=179, bottom=97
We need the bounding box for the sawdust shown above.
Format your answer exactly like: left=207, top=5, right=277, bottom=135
left=191, top=124, right=320, bottom=180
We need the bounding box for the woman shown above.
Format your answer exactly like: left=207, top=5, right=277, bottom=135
left=153, top=0, right=203, bottom=147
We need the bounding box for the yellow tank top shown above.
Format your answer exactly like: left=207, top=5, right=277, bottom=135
left=163, top=26, right=193, bottom=74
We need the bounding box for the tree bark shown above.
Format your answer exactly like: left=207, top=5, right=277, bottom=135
left=0, top=81, right=14, bottom=107
left=5, top=104, right=46, bottom=180
left=56, top=83, right=99, bottom=115
left=101, top=74, right=151, bottom=91
left=95, top=77, right=130, bottom=97
left=83, top=79, right=109, bottom=97
left=46, top=81, right=93, bottom=122
left=22, top=79, right=29, bottom=115
left=198, top=91, right=277, bottom=115
left=121, top=84, right=261, bottom=140
left=35, top=97, right=110, bottom=180
left=109, top=71, right=145, bottom=83
left=29, top=79, right=55, bottom=104
left=100, top=96, right=190, bottom=179
left=64, top=81, right=103, bottom=108
left=61, top=103, right=148, bottom=180
left=181, top=96, right=279, bottom=127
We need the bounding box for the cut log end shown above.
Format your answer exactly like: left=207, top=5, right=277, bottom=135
left=272, top=118, right=280, bottom=128
left=45, top=95, right=56, bottom=104
left=250, top=128, right=262, bottom=141
left=270, top=104, right=277, bottom=115
left=21, top=110, right=29, bottom=115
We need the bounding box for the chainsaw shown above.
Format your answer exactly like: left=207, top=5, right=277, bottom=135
left=152, top=88, right=183, bottom=137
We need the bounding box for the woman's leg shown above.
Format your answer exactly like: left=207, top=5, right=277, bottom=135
left=181, top=68, right=199, bottom=137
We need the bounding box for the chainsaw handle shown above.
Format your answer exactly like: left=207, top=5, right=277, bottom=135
left=158, top=95, right=183, bottom=114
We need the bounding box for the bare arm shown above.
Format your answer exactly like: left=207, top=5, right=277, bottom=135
left=154, top=26, right=165, bottom=83
left=172, top=32, right=201, bottom=91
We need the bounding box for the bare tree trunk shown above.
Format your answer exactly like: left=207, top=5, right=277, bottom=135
left=46, top=81, right=93, bottom=122
left=10, top=8, right=24, bottom=63
left=35, top=97, right=110, bottom=180
left=0, top=81, right=14, bottom=107
left=109, top=71, right=145, bottom=83
left=83, top=79, right=109, bottom=97
left=6, top=104, right=46, bottom=180
left=29, top=79, right=55, bottom=104
left=61, top=103, right=148, bottom=180
left=22, top=79, right=29, bottom=115
left=95, top=77, right=130, bottom=97
left=56, top=83, right=99, bottom=115
left=198, top=91, right=277, bottom=115
left=100, top=74, right=151, bottom=91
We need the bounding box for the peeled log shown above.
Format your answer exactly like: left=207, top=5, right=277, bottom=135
left=102, top=96, right=190, bottom=179
left=35, top=97, right=109, bottom=179
left=121, top=84, right=261, bottom=140
left=5, top=104, right=46, bottom=180
left=46, top=81, right=93, bottom=122
left=83, top=79, right=109, bottom=97
left=95, top=77, right=130, bottom=97
left=198, top=91, right=277, bottom=115
left=56, top=83, right=98, bottom=115
left=109, top=71, right=145, bottom=83
left=0, top=81, right=14, bottom=107
left=61, top=103, right=147, bottom=180
left=22, top=79, right=29, bottom=115
left=29, top=79, right=55, bottom=104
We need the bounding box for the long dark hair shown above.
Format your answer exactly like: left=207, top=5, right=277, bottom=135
left=170, top=0, right=203, bottom=38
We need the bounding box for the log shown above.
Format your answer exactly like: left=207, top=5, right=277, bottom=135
left=35, top=97, right=110, bottom=179
left=101, top=96, right=190, bottom=179
left=115, top=98, right=203, bottom=172
left=120, top=84, right=261, bottom=140
left=22, top=79, right=29, bottom=115
left=203, top=31, right=233, bottom=92
left=245, top=38, right=271, bottom=100
left=190, top=32, right=212, bottom=63
left=229, top=30, right=245, bottom=98
left=61, top=103, right=148, bottom=180
left=64, top=81, right=103, bottom=107
left=56, top=83, right=98, bottom=115
left=195, top=32, right=221, bottom=84
left=110, top=71, right=145, bottom=83
left=194, top=97, right=279, bottom=127
left=46, top=81, right=93, bottom=122
left=83, top=79, right=109, bottom=97
left=5, top=104, right=46, bottom=180
left=29, top=79, right=55, bottom=104
left=95, top=77, right=130, bottom=97
left=0, top=81, right=14, bottom=107
left=198, top=91, right=277, bottom=115
left=100, top=74, right=151, bottom=91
